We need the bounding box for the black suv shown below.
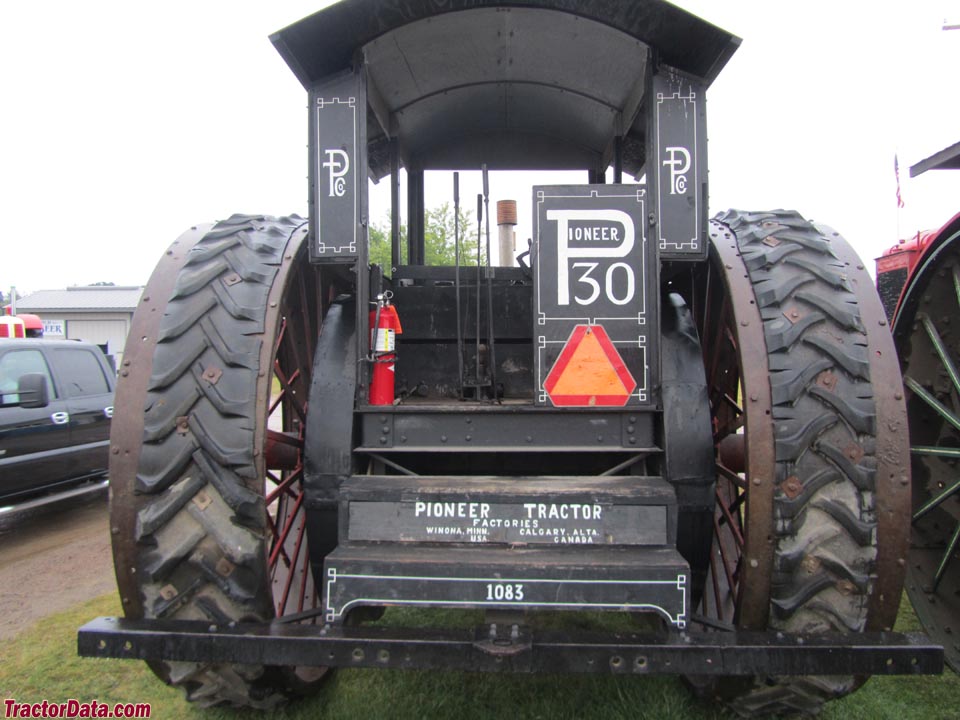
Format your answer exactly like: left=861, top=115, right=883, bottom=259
left=0, top=339, right=114, bottom=502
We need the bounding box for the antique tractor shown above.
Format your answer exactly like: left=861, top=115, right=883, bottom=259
left=79, top=0, right=942, bottom=715
left=877, top=142, right=960, bottom=674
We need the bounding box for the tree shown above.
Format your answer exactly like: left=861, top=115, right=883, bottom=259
left=369, top=203, right=483, bottom=271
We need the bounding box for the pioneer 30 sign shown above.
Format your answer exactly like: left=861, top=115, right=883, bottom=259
left=533, top=186, right=654, bottom=407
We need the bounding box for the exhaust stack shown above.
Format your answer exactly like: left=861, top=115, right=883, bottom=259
left=497, top=200, right=517, bottom=267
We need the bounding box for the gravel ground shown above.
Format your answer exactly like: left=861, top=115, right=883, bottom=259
left=0, top=488, right=114, bottom=641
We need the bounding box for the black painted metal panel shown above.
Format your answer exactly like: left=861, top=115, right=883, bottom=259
left=309, top=70, right=368, bottom=263
left=349, top=502, right=666, bottom=545
left=271, top=0, right=739, bottom=89
left=322, top=544, right=689, bottom=627
left=532, top=185, right=657, bottom=407
left=650, top=68, right=708, bottom=261
left=341, top=475, right=676, bottom=546
left=357, top=407, right=655, bottom=451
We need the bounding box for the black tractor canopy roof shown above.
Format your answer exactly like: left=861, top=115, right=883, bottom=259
left=271, top=0, right=740, bottom=177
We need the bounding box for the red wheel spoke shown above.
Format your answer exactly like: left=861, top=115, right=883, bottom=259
left=269, top=388, right=287, bottom=416
left=715, top=415, right=745, bottom=441
left=719, top=392, right=742, bottom=416
left=274, top=360, right=307, bottom=422
left=298, top=528, right=313, bottom=613
left=713, top=514, right=739, bottom=596
left=266, top=467, right=304, bottom=506
left=716, top=461, right=747, bottom=491
left=278, top=513, right=308, bottom=615
left=266, top=512, right=293, bottom=572
left=708, top=542, right=724, bottom=622
left=275, top=317, right=288, bottom=356
left=269, top=491, right=305, bottom=569
left=716, top=485, right=745, bottom=549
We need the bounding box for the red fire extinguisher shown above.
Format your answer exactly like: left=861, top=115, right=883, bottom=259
left=369, top=291, right=402, bottom=405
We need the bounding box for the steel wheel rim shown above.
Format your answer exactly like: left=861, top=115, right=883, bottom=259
left=689, top=222, right=776, bottom=631
left=263, top=240, right=322, bottom=621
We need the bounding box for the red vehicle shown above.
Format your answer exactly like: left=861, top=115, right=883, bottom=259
left=0, top=313, right=43, bottom=339
left=0, top=316, right=25, bottom=338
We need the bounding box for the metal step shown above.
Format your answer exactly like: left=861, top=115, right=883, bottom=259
left=340, top=475, right=677, bottom=546
left=322, top=544, right=689, bottom=629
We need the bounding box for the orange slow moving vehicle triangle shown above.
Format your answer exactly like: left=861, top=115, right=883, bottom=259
left=544, top=324, right=636, bottom=406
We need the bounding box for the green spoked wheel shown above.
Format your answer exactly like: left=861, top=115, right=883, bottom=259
left=892, top=220, right=960, bottom=673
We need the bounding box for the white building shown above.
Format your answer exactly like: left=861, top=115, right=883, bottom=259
left=12, top=286, right=143, bottom=367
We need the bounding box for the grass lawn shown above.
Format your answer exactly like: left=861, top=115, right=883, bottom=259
left=1, top=594, right=957, bottom=720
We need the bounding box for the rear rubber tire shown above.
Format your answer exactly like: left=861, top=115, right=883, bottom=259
left=689, top=210, right=908, bottom=716
left=109, top=214, right=326, bottom=708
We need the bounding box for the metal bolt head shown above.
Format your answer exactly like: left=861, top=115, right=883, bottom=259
left=782, top=476, right=803, bottom=499
left=192, top=490, right=212, bottom=511
left=836, top=579, right=857, bottom=596
left=202, top=366, right=223, bottom=384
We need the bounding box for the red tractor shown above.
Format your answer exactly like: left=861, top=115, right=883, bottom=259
left=877, top=141, right=960, bottom=672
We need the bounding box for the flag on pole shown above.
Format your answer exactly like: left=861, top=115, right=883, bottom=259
left=895, top=154, right=905, bottom=208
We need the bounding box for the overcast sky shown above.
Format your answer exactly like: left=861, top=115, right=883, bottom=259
left=1, top=1, right=957, bottom=295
